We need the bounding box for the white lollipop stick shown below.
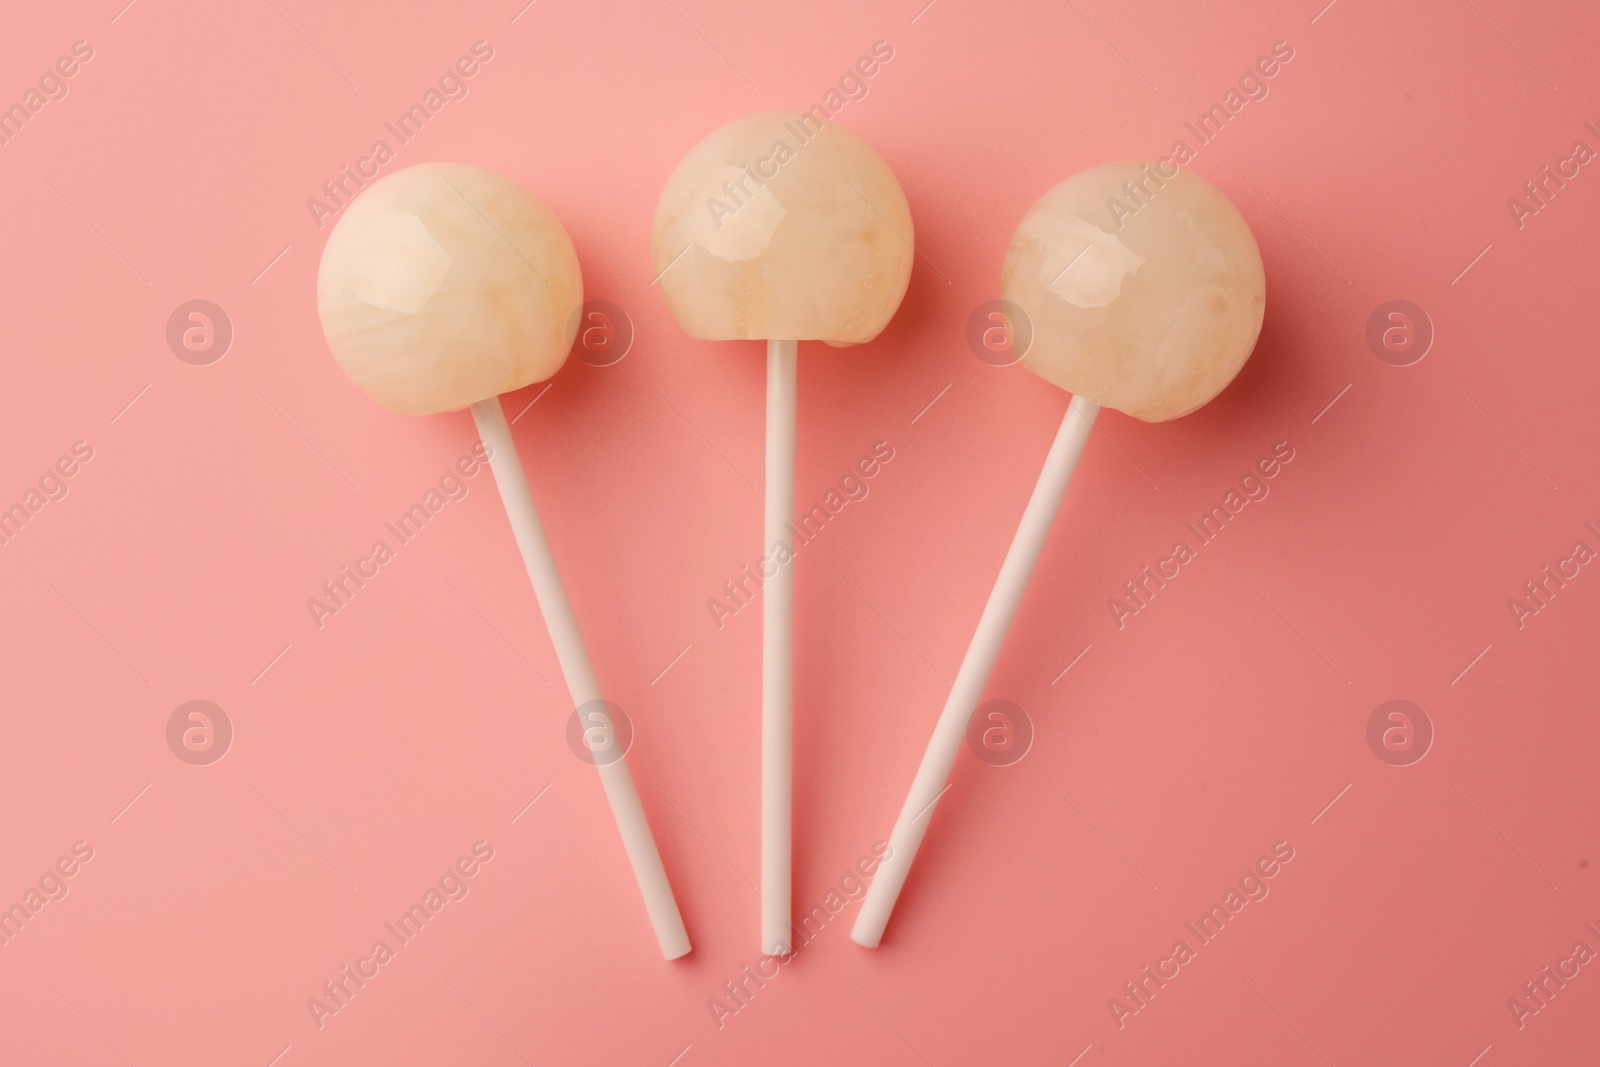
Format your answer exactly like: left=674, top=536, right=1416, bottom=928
left=472, top=396, right=692, bottom=960
left=763, top=339, right=798, bottom=955
left=852, top=394, right=1099, bottom=948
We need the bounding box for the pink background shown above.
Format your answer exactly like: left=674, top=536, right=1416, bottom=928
left=2, top=0, right=1598, bottom=1064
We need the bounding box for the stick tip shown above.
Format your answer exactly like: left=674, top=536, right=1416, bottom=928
left=849, top=918, right=884, bottom=949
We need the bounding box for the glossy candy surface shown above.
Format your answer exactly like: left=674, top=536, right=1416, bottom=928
left=652, top=111, right=913, bottom=345
left=1003, top=162, right=1265, bottom=422
left=318, top=162, right=582, bottom=416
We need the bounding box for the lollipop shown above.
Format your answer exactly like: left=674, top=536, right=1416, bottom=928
left=319, top=161, right=691, bottom=960
left=852, top=162, right=1265, bottom=947
left=652, top=112, right=914, bottom=954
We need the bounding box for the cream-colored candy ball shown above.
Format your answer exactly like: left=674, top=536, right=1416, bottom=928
left=317, top=162, right=582, bottom=416
left=1002, top=163, right=1265, bottom=422
left=651, top=112, right=913, bottom=344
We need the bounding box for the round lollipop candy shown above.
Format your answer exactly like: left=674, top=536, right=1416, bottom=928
left=852, top=161, right=1265, bottom=947
left=319, top=161, right=691, bottom=960
left=652, top=112, right=914, bottom=955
